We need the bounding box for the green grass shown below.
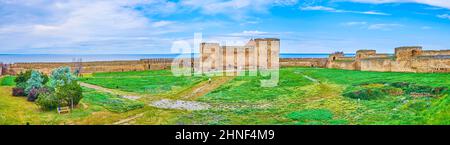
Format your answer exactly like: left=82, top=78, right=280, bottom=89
left=0, top=76, right=16, bottom=86
left=1, top=67, right=449, bottom=125
left=79, top=70, right=206, bottom=95
left=297, top=67, right=449, bottom=87
left=182, top=67, right=450, bottom=125
left=82, top=87, right=144, bottom=113
left=286, top=109, right=333, bottom=121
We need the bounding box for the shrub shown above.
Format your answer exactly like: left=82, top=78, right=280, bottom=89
left=390, top=82, right=410, bottom=88
left=27, top=88, right=39, bottom=102
left=25, top=70, right=44, bottom=94
left=36, top=92, right=59, bottom=110
left=49, top=66, right=77, bottom=89
left=381, top=86, right=404, bottom=96
left=343, top=86, right=385, bottom=100
left=14, top=70, right=48, bottom=87
left=27, top=87, right=50, bottom=102
left=14, top=70, right=32, bottom=86
left=12, top=87, right=25, bottom=96
left=432, top=87, right=448, bottom=95
left=55, top=80, right=82, bottom=106
left=404, top=84, right=434, bottom=94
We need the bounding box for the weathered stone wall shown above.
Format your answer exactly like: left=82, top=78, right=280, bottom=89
left=328, top=61, right=355, bottom=70
left=329, top=46, right=449, bottom=73
left=412, top=56, right=450, bottom=73
left=360, top=58, right=392, bottom=72
left=4, top=57, right=330, bottom=75
left=7, top=58, right=174, bottom=75
left=421, top=50, right=450, bottom=56
left=280, top=58, right=327, bottom=67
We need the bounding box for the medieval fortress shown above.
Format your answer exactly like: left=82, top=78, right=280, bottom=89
left=1, top=39, right=449, bottom=76
left=327, top=46, right=450, bottom=73
left=199, top=38, right=280, bottom=75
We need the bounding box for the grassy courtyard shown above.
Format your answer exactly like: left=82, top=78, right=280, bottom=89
left=0, top=67, right=449, bottom=125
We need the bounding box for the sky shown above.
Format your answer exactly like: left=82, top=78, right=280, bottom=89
left=1, top=0, right=450, bottom=54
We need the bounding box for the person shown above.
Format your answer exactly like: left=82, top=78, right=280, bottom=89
left=208, top=78, right=211, bottom=84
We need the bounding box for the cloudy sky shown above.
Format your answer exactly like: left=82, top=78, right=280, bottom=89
left=1, top=0, right=450, bottom=54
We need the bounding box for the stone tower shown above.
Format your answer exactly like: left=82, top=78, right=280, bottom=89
left=395, top=46, right=422, bottom=61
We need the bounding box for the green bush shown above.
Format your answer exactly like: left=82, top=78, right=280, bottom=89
left=14, top=70, right=48, bottom=88
left=36, top=92, right=59, bottom=110
left=14, top=70, right=32, bottom=86
left=49, top=66, right=77, bottom=89
left=286, top=109, right=333, bottom=121
left=381, top=86, right=404, bottom=96
left=55, top=80, right=82, bottom=106
left=343, top=86, right=385, bottom=100
left=25, top=70, right=44, bottom=94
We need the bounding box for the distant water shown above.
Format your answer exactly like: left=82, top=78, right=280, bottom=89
left=0, top=53, right=355, bottom=63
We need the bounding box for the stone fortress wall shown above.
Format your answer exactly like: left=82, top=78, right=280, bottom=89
left=199, top=38, right=280, bottom=74
left=1, top=45, right=448, bottom=76
left=328, top=46, right=450, bottom=73
left=1, top=57, right=324, bottom=75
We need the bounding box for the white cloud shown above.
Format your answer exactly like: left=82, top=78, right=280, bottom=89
left=180, top=0, right=298, bottom=20
left=0, top=0, right=185, bottom=53
left=342, top=0, right=450, bottom=9
left=437, top=14, right=450, bottom=20
left=301, top=6, right=336, bottom=11
left=368, top=23, right=403, bottom=30
left=342, top=21, right=368, bottom=26
left=300, top=5, right=390, bottom=15
left=342, top=21, right=404, bottom=30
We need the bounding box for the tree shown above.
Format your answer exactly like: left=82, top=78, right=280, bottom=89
left=14, top=70, right=32, bottom=88
left=14, top=70, right=48, bottom=88
left=25, top=70, right=44, bottom=94
left=55, top=80, right=82, bottom=107
left=49, top=67, right=76, bottom=89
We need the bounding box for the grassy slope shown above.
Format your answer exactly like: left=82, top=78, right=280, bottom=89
left=186, top=67, right=449, bottom=125
left=0, top=86, right=149, bottom=125
left=79, top=70, right=206, bottom=95
left=0, top=76, right=16, bottom=86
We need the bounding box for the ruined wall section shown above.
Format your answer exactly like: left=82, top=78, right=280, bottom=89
left=420, top=50, right=450, bottom=56
left=412, top=56, right=450, bottom=73
left=280, top=58, right=327, bottom=67
left=360, top=58, right=392, bottom=72
left=8, top=58, right=174, bottom=75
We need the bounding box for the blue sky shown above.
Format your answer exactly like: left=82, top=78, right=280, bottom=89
left=1, top=0, right=450, bottom=54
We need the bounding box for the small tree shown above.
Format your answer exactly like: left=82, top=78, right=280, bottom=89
left=55, top=80, right=82, bottom=107
left=14, top=70, right=32, bottom=88
left=49, top=67, right=76, bottom=89
left=36, top=92, right=59, bottom=110
left=15, top=70, right=48, bottom=88
left=25, top=70, right=44, bottom=94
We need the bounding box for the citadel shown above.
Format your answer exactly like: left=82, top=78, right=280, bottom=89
left=1, top=39, right=449, bottom=76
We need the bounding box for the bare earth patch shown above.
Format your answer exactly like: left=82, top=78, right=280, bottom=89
left=151, top=99, right=210, bottom=111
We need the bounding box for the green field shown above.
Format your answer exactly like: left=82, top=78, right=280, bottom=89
left=0, top=67, right=449, bottom=125
left=79, top=70, right=206, bottom=95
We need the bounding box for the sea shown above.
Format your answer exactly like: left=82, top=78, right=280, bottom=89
left=0, top=53, right=355, bottom=63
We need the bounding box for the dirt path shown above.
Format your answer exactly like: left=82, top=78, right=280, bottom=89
left=79, top=82, right=142, bottom=100
left=113, top=113, right=144, bottom=125
left=178, top=76, right=235, bottom=100
left=149, top=76, right=234, bottom=109
left=303, top=75, right=319, bottom=83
